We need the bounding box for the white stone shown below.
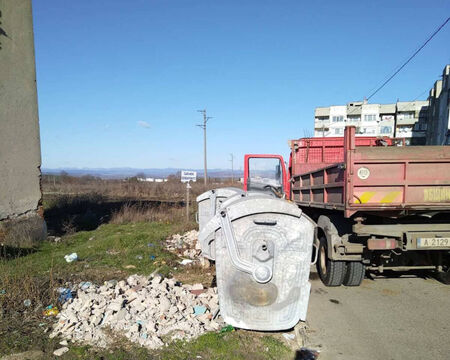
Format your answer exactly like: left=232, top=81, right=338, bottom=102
left=53, top=347, right=69, bottom=356
left=192, top=283, right=204, bottom=290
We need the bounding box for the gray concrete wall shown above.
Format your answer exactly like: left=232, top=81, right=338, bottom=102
left=426, top=65, right=450, bottom=145
left=0, top=0, right=45, bottom=246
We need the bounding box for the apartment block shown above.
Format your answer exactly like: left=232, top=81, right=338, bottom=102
left=425, top=64, right=450, bottom=145
left=314, top=100, right=428, bottom=145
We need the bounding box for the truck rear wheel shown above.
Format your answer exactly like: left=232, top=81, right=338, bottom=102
left=317, top=237, right=346, bottom=286
left=436, top=267, right=450, bottom=285
left=343, top=261, right=365, bottom=286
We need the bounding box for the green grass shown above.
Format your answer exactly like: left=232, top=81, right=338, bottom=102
left=2, top=222, right=179, bottom=285
left=47, top=331, right=292, bottom=360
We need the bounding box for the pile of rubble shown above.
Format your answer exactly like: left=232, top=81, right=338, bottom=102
left=165, top=230, right=201, bottom=260
left=50, top=274, right=221, bottom=349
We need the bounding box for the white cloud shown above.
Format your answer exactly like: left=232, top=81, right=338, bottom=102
left=137, top=121, right=151, bottom=129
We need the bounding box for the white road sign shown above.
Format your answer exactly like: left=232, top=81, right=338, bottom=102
left=181, top=170, right=197, bottom=183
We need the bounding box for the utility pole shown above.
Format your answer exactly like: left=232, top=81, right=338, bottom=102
left=229, top=153, right=234, bottom=183
left=197, top=109, right=212, bottom=185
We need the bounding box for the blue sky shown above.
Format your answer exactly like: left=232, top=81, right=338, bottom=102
left=33, top=0, right=450, bottom=169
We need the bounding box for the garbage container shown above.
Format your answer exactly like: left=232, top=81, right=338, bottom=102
left=198, top=191, right=273, bottom=260
left=200, top=196, right=315, bottom=331
left=196, top=187, right=244, bottom=232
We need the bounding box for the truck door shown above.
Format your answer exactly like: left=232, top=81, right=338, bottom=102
left=244, top=154, right=289, bottom=199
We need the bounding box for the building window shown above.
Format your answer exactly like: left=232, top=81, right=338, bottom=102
left=399, top=112, right=414, bottom=119
left=365, top=127, right=376, bottom=135
left=315, top=116, right=329, bottom=122
left=334, top=128, right=344, bottom=135
left=397, top=126, right=412, bottom=134
left=380, top=126, right=392, bottom=134
left=332, top=116, right=344, bottom=122
left=364, top=114, right=377, bottom=122
left=347, top=115, right=360, bottom=122
left=413, top=123, right=428, bottom=131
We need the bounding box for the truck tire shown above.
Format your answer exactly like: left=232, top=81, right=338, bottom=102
left=436, top=267, right=450, bottom=285
left=343, top=262, right=365, bottom=286
left=317, top=237, right=346, bottom=286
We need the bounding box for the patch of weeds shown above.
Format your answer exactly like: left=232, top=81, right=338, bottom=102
left=154, top=331, right=293, bottom=360
left=174, top=263, right=216, bottom=287
left=58, top=331, right=293, bottom=360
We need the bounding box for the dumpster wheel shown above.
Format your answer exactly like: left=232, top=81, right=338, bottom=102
left=343, top=261, right=365, bottom=286
left=317, top=236, right=346, bottom=286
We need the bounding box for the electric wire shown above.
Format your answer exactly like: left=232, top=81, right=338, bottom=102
left=366, top=17, right=450, bottom=101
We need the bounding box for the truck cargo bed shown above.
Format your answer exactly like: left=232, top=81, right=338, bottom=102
left=291, top=127, right=450, bottom=217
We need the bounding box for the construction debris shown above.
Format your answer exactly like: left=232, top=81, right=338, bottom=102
left=165, top=230, right=200, bottom=260
left=50, top=274, right=221, bottom=349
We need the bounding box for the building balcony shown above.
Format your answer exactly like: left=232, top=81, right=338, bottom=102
left=396, top=117, right=418, bottom=125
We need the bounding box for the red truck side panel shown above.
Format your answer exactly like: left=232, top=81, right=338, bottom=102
left=289, top=136, right=401, bottom=175
left=291, top=127, right=450, bottom=217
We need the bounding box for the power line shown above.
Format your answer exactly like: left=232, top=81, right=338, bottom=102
left=413, top=88, right=430, bottom=101
left=366, top=16, right=450, bottom=101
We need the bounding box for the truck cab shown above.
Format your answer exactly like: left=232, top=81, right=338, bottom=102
left=242, top=128, right=450, bottom=288
left=243, top=154, right=289, bottom=198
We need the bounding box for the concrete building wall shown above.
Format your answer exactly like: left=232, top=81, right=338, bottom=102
left=0, top=0, right=46, bottom=246
left=426, top=65, right=450, bottom=145
left=329, top=105, right=346, bottom=136
left=360, top=104, right=379, bottom=136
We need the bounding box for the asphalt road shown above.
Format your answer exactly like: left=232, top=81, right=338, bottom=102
left=306, top=268, right=450, bottom=360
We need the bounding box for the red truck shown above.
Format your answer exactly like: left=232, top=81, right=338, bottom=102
left=244, top=126, right=450, bottom=286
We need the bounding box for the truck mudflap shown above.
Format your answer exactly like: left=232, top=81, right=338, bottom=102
left=196, top=187, right=244, bottom=231
left=200, top=196, right=315, bottom=331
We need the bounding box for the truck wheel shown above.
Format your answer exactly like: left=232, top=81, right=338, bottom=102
left=317, top=237, right=346, bottom=286
left=436, top=267, right=450, bottom=285
left=343, top=262, right=365, bottom=286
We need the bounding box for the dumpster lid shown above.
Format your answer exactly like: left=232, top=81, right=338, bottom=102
left=198, top=197, right=303, bottom=249
left=196, top=187, right=244, bottom=202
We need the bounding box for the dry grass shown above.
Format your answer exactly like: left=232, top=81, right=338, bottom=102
left=110, top=203, right=186, bottom=224
left=174, top=263, right=216, bottom=287
left=42, top=174, right=239, bottom=202
left=0, top=214, right=46, bottom=248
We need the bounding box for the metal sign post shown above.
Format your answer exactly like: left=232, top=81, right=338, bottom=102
left=181, top=171, right=196, bottom=221
left=186, top=182, right=191, bottom=220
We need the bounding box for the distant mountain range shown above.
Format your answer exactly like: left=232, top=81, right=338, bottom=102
left=42, top=167, right=243, bottom=179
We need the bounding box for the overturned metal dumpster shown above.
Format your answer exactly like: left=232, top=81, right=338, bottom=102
left=196, top=187, right=244, bottom=232
left=198, top=191, right=273, bottom=260
left=199, top=196, right=315, bottom=330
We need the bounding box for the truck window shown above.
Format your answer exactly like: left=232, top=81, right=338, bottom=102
left=247, top=157, right=283, bottom=194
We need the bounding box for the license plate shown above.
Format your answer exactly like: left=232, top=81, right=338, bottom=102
left=417, top=237, right=450, bottom=248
